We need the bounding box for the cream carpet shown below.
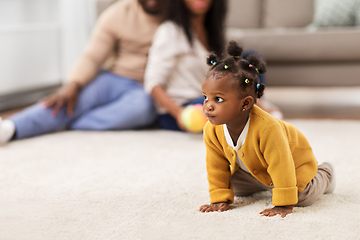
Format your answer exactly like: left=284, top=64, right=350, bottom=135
left=1, top=119, right=359, bottom=240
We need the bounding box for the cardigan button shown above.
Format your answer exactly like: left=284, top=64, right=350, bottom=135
left=253, top=169, right=258, bottom=175
left=239, top=152, right=244, bottom=157
left=269, top=182, right=273, bottom=186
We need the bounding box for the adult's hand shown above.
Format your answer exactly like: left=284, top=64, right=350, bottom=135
left=151, top=85, right=189, bottom=131
left=41, top=82, right=81, bottom=117
left=175, top=107, right=188, bottom=132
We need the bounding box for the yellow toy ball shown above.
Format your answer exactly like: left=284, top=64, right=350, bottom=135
left=181, top=104, right=208, bottom=132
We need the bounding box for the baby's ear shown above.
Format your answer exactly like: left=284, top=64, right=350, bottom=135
left=246, top=54, right=267, bottom=74
left=242, top=95, right=255, bottom=111
left=206, top=53, right=219, bottom=67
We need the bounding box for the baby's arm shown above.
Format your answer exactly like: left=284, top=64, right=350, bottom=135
left=199, top=202, right=230, bottom=213
left=260, top=205, right=294, bottom=218
left=202, top=126, right=234, bottom=213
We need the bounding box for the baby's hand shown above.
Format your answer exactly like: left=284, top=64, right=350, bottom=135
left=199, top=202, right=229, bottom=212
left=260, top=205, right=294, bottom=218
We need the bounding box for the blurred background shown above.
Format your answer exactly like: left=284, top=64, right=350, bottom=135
left=0, top=0, right=97, bottom=113
left=1, top=0, right=360, bottom=119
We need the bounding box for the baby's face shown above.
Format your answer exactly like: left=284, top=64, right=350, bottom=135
left=201, top=75, right=244, bottom=126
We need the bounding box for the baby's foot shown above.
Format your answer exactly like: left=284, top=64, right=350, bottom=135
left=0, top=117, right=16, bottom=144
left=322, top=162, right=336, bottom=194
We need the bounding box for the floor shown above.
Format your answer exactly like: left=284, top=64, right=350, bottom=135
left=1, top=119, right=360, bottom=240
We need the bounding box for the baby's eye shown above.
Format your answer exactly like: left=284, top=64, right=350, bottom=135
left=216, top=97, right=224, bottom=103
left=203, top=95, right=208, bottom=101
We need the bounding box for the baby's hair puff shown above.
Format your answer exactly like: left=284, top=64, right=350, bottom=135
left=227, top=40, right=243, bottom=58
left=206, top=53, right=219, bottom=69
left=205, top=40, right=267, bottom=99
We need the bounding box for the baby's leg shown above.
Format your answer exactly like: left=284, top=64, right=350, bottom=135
left=230, top=168, right=273, bottom=196
left=296, top=162, right=335, bottom=207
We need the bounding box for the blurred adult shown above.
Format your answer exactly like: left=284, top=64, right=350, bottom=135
left=144, top=0, right=227, bottom=131
left=0, top=0, right=165, bottom=144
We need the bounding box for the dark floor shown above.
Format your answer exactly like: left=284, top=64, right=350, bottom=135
left=1, top=103, right=359, bottom=121
left=0, top=106, right=27, bottom=119
left=1, top=87, right=360, bottom=120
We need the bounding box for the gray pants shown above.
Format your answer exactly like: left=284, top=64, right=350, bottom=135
left=230, top=162, right=334, bottom=207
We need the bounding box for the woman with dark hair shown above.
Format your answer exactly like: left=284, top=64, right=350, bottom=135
left=166, top=0, right=227, bottom=56
left=144, top=0, right=227, bottom=131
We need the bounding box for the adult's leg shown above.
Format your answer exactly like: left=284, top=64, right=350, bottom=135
left=10, top=103, right=71, bottom=139
left=10, top=72, right=134, bottom=139
left=230, top=168, right=273, bottom=196
left=185, top=96, right=205, bottom=106
left=69, top=86, right=157, bottom=130
left=296, top=162, right=335, bottom=207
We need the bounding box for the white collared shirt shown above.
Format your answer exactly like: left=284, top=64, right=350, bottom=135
left=223, top=118, right=250, bottom=173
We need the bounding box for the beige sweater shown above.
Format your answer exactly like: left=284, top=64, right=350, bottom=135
left=66, top=0, right=161, bottom=87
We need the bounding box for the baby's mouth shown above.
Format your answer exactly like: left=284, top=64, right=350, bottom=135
left=205, top=113, right=215, bottom=119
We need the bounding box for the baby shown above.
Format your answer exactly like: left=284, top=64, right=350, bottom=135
left=199, top=41, right=335, bottom=218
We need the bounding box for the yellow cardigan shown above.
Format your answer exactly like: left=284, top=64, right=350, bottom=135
left=203, top=105, right=318, bottom=206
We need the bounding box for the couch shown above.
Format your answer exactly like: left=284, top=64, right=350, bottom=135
left=226, top=0, right=360, bottom=87
left=99, top=0, right=360, bottom=87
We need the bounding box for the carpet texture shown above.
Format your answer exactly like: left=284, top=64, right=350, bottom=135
left=1, top=119, right=359, bottom=240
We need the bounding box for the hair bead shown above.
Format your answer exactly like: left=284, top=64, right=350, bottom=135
left=245, top=79, right=249, bottom=84
left=224, top=65, right=229, bottom=69
left=249, top=64, right=260, bottom=73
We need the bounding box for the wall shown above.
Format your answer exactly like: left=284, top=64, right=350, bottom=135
left=0, top=0, right=96, bottom=110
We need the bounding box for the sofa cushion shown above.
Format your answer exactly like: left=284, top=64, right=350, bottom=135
left=227, top=28, right=360, bottom=62
left=226, top=0, right=262, bottom=29
left=311, top=0, right=360, bottom=27
left=266, top=63, right=360, bottom=86
left=263, top=0, right=314, bottom=28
